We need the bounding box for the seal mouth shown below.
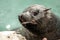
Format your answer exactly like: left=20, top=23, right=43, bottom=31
left=18, top=15, right=37, bottom=26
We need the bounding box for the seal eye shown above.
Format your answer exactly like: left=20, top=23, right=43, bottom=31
left=33, top=10, right=39, bottom=16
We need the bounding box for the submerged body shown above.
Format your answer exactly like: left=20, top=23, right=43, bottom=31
left=18, top=4, right=60, bottom=40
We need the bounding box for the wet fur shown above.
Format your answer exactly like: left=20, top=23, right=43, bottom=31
left=18, top=4, right=60, bottom=40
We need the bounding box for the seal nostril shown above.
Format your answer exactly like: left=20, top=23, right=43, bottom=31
left=19, top=15, right=27, bottom=23
left=20, top=15, right=23, bottom=19
left=18, top=15, right=23, bottom=23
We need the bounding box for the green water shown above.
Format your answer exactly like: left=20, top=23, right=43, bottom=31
left=0, top=0, right=60, bottom=31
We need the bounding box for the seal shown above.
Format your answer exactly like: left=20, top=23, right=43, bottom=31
left=18, top=4, right=60, bottom=40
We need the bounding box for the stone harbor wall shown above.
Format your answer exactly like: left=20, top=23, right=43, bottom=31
left=0, top=31, right=26, bottom=40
